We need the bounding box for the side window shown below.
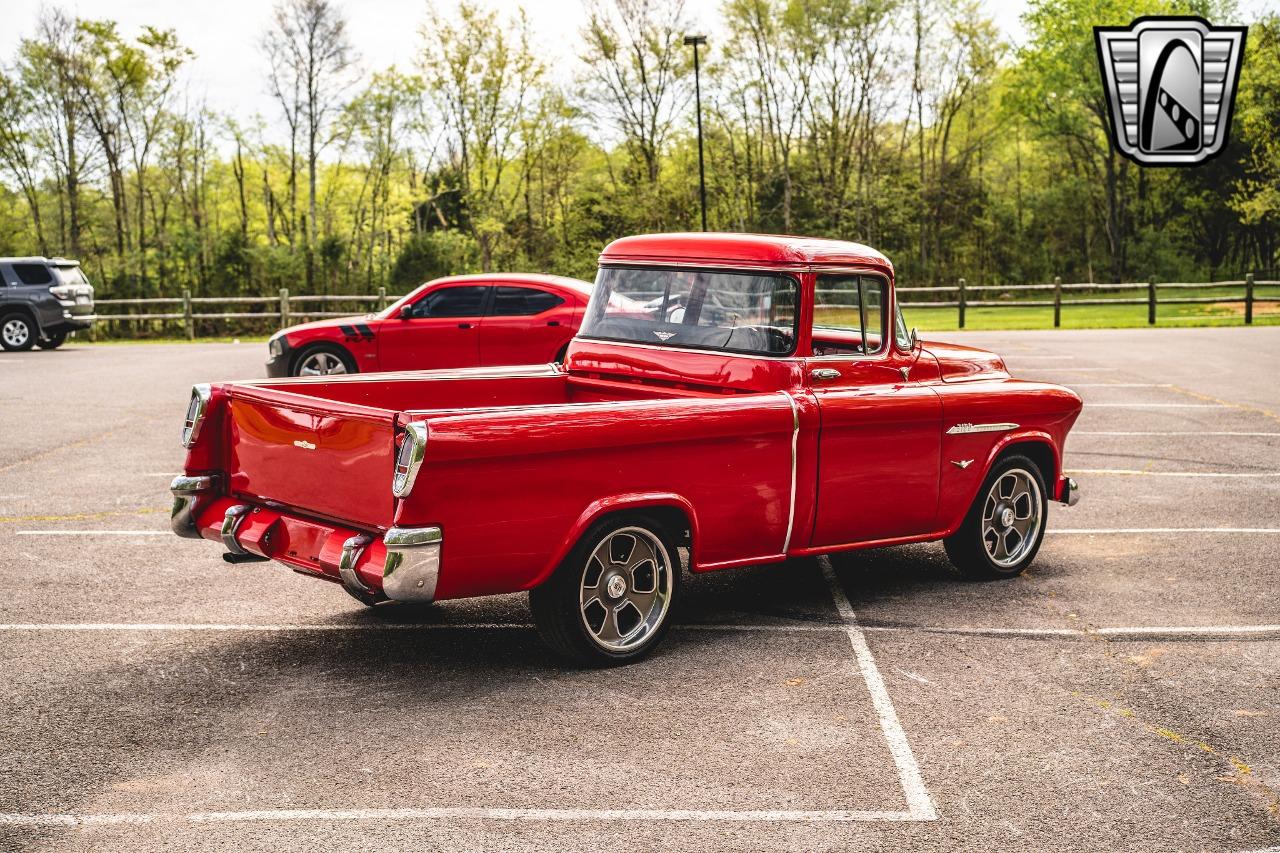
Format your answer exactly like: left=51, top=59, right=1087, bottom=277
left=12, top=264, right=53, bottom=286
left=813, top=274, right=886, bottom=355
left=407, top=285, right=489, bottom=318
left=490, top=286, right=564, bottom=316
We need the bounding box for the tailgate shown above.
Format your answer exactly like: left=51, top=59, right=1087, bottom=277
left=225, top=387, right=398, bottom=529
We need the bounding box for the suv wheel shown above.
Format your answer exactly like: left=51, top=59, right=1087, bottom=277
left=37, top=331, right=67, bottom=350
left=529, top=515, right=681, bottom=666
left=292, top=344, right=356, bottom=377
left=1, top=313, right=36, bottom=351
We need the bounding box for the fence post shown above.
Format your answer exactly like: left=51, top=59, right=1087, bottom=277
left=1147, top=275, right=1157, bottom=325
left=378, top=286, right=387, bottom=310
left=183, top=289, right=194, bottom=340
left=958, top=278, right=967, bottom=329
left=1245, top=273, right=1254, bottom=325
left=1053, top=276, right=1062, bottom=328
left=280, top=287, right=290, bottom=329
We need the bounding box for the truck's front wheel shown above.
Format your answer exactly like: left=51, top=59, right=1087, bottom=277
left=944, top=454, right=1047, bottom=579
left=530, top=515, right=680, bottom=666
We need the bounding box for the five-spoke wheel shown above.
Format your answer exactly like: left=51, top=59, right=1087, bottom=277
left=531, top=515, right=680, bottom=665
left=292, top=344, right=355, bottom=377
left=945, top=454, right=1048, bottom=579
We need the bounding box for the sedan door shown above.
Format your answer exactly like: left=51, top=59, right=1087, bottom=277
left=479, top=285, right=576, bottom=366
left=376, top=284, right=490, bottom=371
left=807, top=274, right=942, bottom=547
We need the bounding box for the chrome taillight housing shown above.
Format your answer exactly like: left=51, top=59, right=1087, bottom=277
left=181, top=384, right=212, bottom=448
left=392, top=422, right=429, bottom=498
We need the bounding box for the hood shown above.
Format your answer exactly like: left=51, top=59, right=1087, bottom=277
left=922, top=339, right=1010, bottom=383
left=278, top=314, right=379, bottom=340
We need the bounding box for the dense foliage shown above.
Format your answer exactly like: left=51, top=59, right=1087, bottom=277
left=0, top=0, right=1275, bottom=305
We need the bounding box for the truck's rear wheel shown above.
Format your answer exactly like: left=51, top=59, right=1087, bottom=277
left=1, top=313, right=36, bottom=351
left=944, top=454, right=1047, bottom=579
left=529, top=515, right=680, bottom=666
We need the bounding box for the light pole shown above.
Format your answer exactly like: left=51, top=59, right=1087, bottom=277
left=683, top=34, right=708, bottom=232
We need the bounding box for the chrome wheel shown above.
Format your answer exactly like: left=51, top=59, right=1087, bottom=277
left=3, top=319, right=31, bottom=348
left=981, top=467, right=1043, bottom=568
left=298, top=350, right=348, bottom=376
left=579, top=526, right=673, bottom=652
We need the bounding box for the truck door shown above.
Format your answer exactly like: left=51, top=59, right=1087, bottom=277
left=806, top=274, right=942, bottom=547
left=377, top=283, right=490, bottom=371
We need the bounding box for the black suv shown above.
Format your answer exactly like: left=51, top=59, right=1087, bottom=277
left=0, top=257, right=96, bottom=351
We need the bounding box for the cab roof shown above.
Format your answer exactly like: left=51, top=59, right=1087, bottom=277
left=600, top=232, right=892, bottom=272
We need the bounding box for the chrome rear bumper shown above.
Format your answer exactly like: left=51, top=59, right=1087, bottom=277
left=382, top=526, right=443, bottom=603
left=170, top=474, right=219, bottom=538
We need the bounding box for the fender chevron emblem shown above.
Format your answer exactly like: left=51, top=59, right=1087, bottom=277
left=951, top=459, right=974, bottom=469
left=946, top=422, right=1019, bottom=435
left=293, top=440, right=317, bottom=450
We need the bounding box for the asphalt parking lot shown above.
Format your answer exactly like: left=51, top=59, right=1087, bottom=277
left=1, top=327, right=1278, bottom=852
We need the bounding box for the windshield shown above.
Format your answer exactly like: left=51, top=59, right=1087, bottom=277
left=580, top=266, right=798, bottom=356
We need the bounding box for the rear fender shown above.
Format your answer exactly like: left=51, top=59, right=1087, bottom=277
left=530, top=492, right=699, bottom=590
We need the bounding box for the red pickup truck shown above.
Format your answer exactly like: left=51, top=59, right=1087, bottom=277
left=171, top=233, right=1082, bottom=665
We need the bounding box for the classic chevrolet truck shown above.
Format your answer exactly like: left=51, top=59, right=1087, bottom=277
left=171, top=233, right=1081, bottom=664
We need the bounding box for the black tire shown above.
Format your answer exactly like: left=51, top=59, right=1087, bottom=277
left=529, top=513, right=682, bottom=666
left=290, top=343, right=357, bottom=377
left=0, top=312, right=37, bottom=352
left=37, top=331, right=67, bottom=350
left=944, top=453, right=1048, bottom=580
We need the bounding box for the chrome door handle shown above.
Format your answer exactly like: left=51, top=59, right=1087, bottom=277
left=810, top=368, right=841, bottom=380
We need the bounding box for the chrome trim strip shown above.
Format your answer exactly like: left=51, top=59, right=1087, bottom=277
left=382, top=526, right=443, bottom=603
left=338, top=534, right=375, bottom=596
left=220, top=504, right=251, bottom=555
left=946, top=422, right=1020, bottom=435
left=169, top=474, right=217, bottom=539
left=181, top=384, right=212, bottom=448
left=781, top=392, right=799, bottom=554
left=392, top=422, right=429, bottom=498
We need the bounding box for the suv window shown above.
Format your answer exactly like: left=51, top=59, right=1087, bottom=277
left=12, top=263, right=52, bottom=286
left=813, top=274, right=886, bottom=355
left=405, top=285, right=489, bottom=318
left=490, top=286, right=564, bottom=316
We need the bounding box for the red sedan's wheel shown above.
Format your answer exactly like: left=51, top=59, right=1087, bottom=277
left=530, top=515, right=681, bottom=666
left=292, top=344, right=356, bottom=377
left=944, top=454, right=1047, bottom=579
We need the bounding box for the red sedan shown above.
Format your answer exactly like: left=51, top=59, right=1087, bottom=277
left=265, top=273, right=592, bottom=377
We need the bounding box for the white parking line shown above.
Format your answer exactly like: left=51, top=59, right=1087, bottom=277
left=1067, top=383, right=1172, bottom=388
left=1053, top=527, right=1280, bottom=534
left=1084, top=403, right=1230, bottom=408
left=14, top=530, right=168, bottom=535
left=1073, top=431, right=1280, bottom=437
left=0, top=806, right=923, bottom=827
left=1069, top=469, right=1280, bottom=477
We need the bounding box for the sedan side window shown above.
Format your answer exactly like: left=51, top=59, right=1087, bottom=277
left=813, top=274, right=886, bottom=355
left=407, top=285, right=490, bottom=318
left=490, top=286, right=564, bottom=316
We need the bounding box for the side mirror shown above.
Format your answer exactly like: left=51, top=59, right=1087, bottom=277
left=910, top=327, right=919, bottom=348
left=397, top=305, right=413, bottom=319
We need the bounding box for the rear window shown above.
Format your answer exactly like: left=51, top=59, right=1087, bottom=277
left=490, top=286, right=564, bottom=316
left=580, top=266, right=798, bottom=356
left=53, top=266, right=89, bottom=286
left=11, top=264, right=52, bottom=286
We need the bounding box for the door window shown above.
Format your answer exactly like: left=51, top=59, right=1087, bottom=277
left=490, top=286, right=564, bottom=316
left=406, top=285, right=489, bottom=318
left=813, top=275, right=886, bottom=355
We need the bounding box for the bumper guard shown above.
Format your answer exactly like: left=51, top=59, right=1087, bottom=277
left=382, top=526, right=443, bottom=603
left=170, top=474, right=219, bottom=538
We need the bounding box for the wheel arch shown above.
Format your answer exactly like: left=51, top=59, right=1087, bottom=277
left=941, top=431, right=1059, bottom=537
left=1, top=304, right=41, bottom=334
left=530, top=493, right=698, bottom=590
left=290, top=339, right=356, bottom=376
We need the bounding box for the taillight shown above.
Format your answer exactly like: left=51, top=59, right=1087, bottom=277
left=181, top=384, right=212, bottom=448
left=392, top=422, right=429, bottom=497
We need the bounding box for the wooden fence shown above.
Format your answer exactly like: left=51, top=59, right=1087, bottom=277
left=91, top=276, right=1279, bottom=338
